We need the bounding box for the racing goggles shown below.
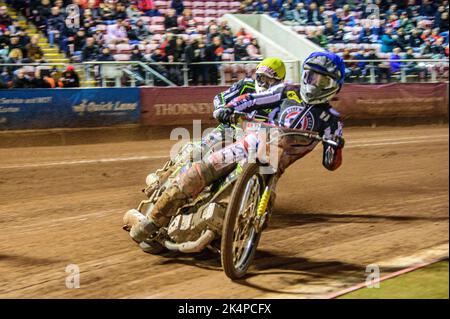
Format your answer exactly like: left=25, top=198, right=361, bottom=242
left=302, top=69, right=337, bottom=90
left=256, top=73, right=277, bottom=90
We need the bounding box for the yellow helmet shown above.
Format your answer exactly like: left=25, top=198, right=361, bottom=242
left=256, top=57, right=286, bottom=81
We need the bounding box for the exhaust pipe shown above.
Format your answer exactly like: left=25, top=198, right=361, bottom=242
left=164, top=230, right=215, bottom=253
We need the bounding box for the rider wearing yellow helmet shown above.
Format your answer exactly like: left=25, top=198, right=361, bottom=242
left=254, top=57, right=286, bottom=93
left=213, top=57, right=287, bottom=124
left=129, top=58, right=288, bottom=245
left=128, top=53, right=346, bottom=249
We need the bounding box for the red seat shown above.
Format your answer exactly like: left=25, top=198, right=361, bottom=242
left=154, top=1, right=169, bottom=9
left=139, top=16, right=151, bottom=24
left=205, top=9, right=218, bottom=16
left=149, top=24, right=166, bottom=34
left=192, top=9, right=205, bottom=17
left=218, top=9, right=230, bottom=16
left=205, top=1, right=217, bottom=9
left=217, top=2, right=230, bottom=9
left=192, top=1, right=206, bottom=9
left=194, top=17, right=205, bottom=24
left=230, top=1, right=241, bottom=9
left=151, top=16, right=165, bottom=25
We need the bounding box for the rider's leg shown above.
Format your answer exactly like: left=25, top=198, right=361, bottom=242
left=130, top=159, right=238, bottom=243
left=149, top=161, right=237, bottom=227
left=148, top=135, right=255, bottom=228
left=151, top=124, right=233, bottom=187
left=131, top=133, right=258, bottom=243
left=200, top=123, right=237, bottom=156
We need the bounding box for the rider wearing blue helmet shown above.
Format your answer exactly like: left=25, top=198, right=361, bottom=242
left=130, top=52, right=346, bottom=245
left=300, top=51, right=346, bottom=105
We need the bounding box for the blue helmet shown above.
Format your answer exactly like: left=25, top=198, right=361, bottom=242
left=300, top=51, right=346, bottom=104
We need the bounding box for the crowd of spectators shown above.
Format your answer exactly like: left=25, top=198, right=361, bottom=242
left=238, top=0, right=449, bottom=80
left=1, top=0, right=449, bottom=88
left=1, top=0, right=262, bottom=87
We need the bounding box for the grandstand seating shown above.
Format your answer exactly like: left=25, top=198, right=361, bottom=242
left=1, top=0, right=448, bottom=88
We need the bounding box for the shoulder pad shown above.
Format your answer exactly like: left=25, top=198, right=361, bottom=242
left=242, top=77, right=255, bottom=84
left=329, top=107, right=341, bottom=118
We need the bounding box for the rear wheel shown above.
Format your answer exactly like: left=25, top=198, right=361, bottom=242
left=221, top=164, right=265, bottom=279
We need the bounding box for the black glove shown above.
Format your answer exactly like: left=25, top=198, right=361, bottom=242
left=332, top=136, right=345, bottom=149
left=213, top=107, right=234, bottom=124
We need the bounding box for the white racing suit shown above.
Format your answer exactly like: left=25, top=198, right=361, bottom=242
left=191, top=78, right=289, bottom=160
left=149, top=84, right=344, bottom=227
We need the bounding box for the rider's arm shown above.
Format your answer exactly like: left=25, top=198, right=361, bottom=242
left=225, top=82, right=286, bottom=113
left=213, top=78, right=255, bottom=111
left=322, top=109, right=344, bottom=171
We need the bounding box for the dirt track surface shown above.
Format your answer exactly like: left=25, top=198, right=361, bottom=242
left=0, top=125, right=448, bottom=298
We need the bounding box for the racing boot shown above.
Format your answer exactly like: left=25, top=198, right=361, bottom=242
left=123, top=209, right=146, bottom=231
left=149, top=184, right=190, bottom=227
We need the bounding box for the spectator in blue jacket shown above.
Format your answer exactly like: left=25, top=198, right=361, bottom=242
left=47, top=6, right=65, bottom=47
left=389, top=47, right=403, bottom=73
left=420, top=0, right=436, bottom=17
left=293, top=2, right=308, bottom=25
left=307, top=2, right=323, bottom=25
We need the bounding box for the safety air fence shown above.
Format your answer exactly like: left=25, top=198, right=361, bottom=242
left=0, top=83, right=448, bottom=130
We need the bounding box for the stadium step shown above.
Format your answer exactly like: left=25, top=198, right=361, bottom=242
left=42, top=48, right=59, bottom=53
left=46, top=58, right=70, bottom=64
left=1, top=2, right=68, bottom=66
left=45, top=53, right=65, bottom=58
left=81, top=80, right=97, bottom=88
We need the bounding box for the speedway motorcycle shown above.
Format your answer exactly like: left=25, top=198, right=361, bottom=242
left=123, top=112, right=339, bottom=279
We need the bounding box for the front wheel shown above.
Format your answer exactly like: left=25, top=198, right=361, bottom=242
left=221, top=164, right=265, bottom=279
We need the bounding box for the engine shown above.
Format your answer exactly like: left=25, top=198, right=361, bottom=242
left=167, top=202, right=226, bottom=243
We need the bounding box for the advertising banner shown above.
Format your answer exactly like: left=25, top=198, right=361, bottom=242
left=333, top=83, right=449, bottom=120
left=140, top=86, right=227, bottom=126
left=140, top=84, right=448, bottom=127
left=0, top=88, right=140, bottom=130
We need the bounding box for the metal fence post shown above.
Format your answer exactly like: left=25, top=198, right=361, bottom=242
left=431, top=64, right=437, bottom=82
left=101, top=67, right=106, bottom=87
left=150, top=73, right=154, bottom=86
left=145, top=69, right=150, bottom=86
left=182, top=63, right=189, bottom=87
left=401, top=66, right=406, bottom=83
left=370, top=63, right=376, bottom=84
left=220, top=64, right=226, bottom=86
left=85, top=64, right=91, bottom=83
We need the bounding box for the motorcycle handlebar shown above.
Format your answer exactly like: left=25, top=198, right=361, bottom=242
left=231, top=111, right=341, bottom=148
